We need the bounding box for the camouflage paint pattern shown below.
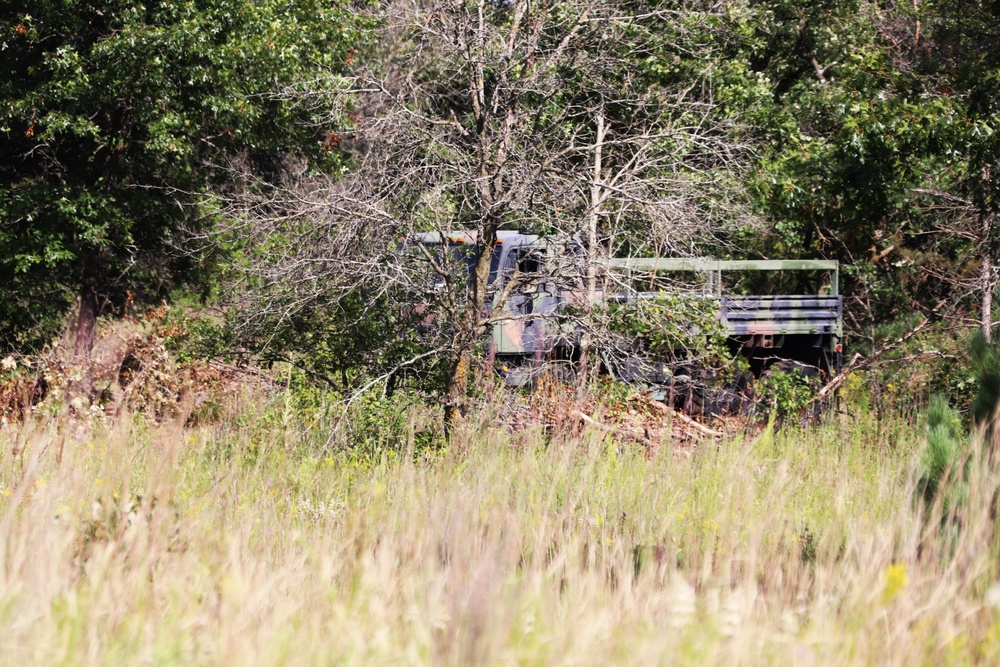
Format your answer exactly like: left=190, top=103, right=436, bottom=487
left=411, top=233, right=843, bottom=361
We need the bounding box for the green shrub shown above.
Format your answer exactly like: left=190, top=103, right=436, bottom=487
left=969, top=333, right=1000, bottom=425
left=917, top=394, right=965, bottom=511
left=756, top=365, right=821, bottom=422
left=607, top=293, right=731, bottom=375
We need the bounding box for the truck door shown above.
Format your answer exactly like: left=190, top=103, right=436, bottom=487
left=508, top=248, right=540, bottom=318
left=494, top=246, right=548, bottom=355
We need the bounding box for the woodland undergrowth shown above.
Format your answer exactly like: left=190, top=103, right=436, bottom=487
left=0, top=374, right=999, bottom=666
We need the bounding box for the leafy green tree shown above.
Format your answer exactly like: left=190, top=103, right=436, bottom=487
left=919, top=0, right=1000, bottom=340
left=719, top=0, right=1000, bottom=348
left=707, top=0, right=974, bottom=342
left=0, top=0, right=358, bottom=355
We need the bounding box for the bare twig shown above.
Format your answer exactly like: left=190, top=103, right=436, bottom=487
left=571, top=409, right=655, bottom=447
left=628, top=392, right=721, bottom=436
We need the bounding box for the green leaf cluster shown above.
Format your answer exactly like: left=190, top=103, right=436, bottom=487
left=608, top=293, right=731, bottom=372
left=0, top=0, right=362, bottom=350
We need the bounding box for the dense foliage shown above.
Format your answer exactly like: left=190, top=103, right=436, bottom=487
left=3, top=0, right=1000, bottom=418
left=0, top=0, right=358, bottom=351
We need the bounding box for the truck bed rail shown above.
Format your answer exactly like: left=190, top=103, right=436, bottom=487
left=605, top=257, right=843, bottom=366
left=721, top=295, right=842, bottom=336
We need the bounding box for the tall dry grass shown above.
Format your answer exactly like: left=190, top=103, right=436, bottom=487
left=0, top=400, right=998, bottom=666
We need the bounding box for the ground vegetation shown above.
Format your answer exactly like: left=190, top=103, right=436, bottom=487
left=0, top=376, right=998, bottom=665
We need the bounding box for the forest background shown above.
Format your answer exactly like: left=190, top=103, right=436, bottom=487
left=3, top=0, right=1000, bottom=419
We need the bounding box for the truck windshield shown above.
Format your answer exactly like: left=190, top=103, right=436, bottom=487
left=488, top=245, right=502, bottom=285
left=446, top=243, right=503, bottom=286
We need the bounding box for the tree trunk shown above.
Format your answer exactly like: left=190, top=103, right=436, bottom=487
left=443, top=225, right=498, bottom=438
left=444, top=349, right=472, bottom=437
left=982, top=210, right=995, bottom=343
left=578, top=108, right=605, bottom=391
left=74, top=281, right=99, bottom=360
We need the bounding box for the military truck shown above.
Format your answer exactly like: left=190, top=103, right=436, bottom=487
left=410, top=230, right=842, bottom=388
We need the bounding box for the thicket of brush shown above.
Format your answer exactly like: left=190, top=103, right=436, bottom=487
left=2, top=368, right=1000, bottom=666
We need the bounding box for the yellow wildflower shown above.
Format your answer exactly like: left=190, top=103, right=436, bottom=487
left=883, top=562, right=908, bottom=604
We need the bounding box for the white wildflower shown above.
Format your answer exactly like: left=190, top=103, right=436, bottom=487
left=985, top=583, right=1000, bottom=609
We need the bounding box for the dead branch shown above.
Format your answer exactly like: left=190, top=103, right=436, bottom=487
left=627, top=392, right=722, bottom=436
left=571, top=409, right=655, bottom=447
left=811, top=57, right=837, bottom=83
left=813, top=353, right=864, bottom=402
left=813, top=314, right=939, bottom=402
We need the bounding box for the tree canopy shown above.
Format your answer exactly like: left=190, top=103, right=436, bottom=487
left=3, top=0, right=1000, bottom=417
left=0, top=0, right=360, bottom=353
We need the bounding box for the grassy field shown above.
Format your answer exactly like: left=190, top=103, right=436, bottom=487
left=1, top=393, right=999, bottom=666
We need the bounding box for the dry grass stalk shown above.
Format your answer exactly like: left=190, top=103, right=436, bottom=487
left=0, top=401, right=996, bottom=665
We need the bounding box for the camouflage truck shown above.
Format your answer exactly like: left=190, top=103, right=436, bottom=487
left=410, top=231, right=843, bottom=386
